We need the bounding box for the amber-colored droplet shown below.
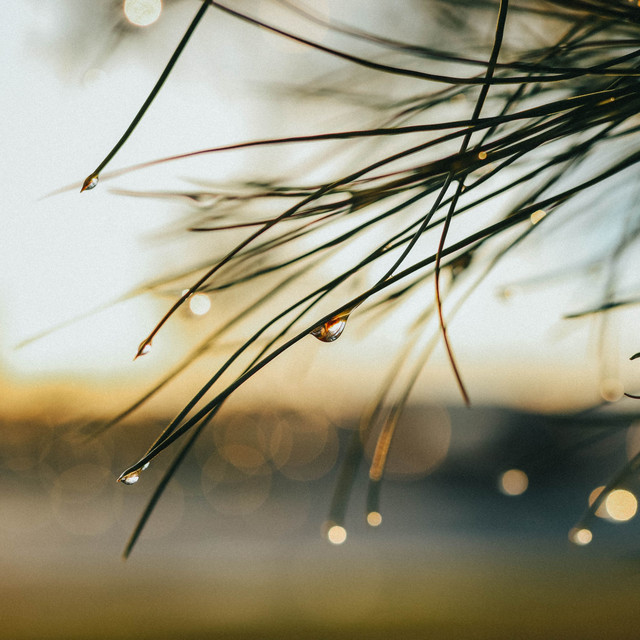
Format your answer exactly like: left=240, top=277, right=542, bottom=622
left=311, top=311, right=350, bottom=343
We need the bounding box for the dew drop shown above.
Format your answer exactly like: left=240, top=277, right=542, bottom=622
left=141, top=462, right=150, bottom=471
left=136, top=340, right=152, bottom=358
left=81, top=174, right=99, bottom=192
left=311, top=310, right=351, bottom=343
left=120, top=471, right=140, bottom=485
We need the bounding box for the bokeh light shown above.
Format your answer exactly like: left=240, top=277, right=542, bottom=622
left=499, top=469, right=528, bottom=496
left=588, top=485, right=609, bottom=519
left=366, top=511, right=382, bottom=527
left=588, top=486, right=637, bottom=521
left=569, top=527, right=592, bottom=546
left=188, top=293, right=211, bottom=316
left=365, top=405, right=451, bottom=480
left=201, top=451, right=272, bottom=515
left=123, top=0, right=162, bottom=27
left=599, top=378, right=624, bottom=403
left=605, top=489, right=637, bottom=522
left=326, top=524, right=347, bottom=545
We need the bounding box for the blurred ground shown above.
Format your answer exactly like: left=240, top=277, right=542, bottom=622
left=3, top=405, right=640, bottom=639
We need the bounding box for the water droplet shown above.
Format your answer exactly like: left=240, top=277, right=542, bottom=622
left=81, top=174, right=99, bottom=192
left=136, top=339, right=152, bottom=358
left=120, top=471, right=140, bottom=485
left=141, top=462, right=150, bottom=471
left=311, top=310, right=351, bottom=343
left=530, top=209, right=546, bottom=225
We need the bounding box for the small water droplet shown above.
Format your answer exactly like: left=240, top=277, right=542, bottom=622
left=120, top=471, right=140, bottom=485
left=141, top=462, right=150, bottom=471
left=136, top=340, right=152, bottom=358
left=81, top=174, right=99, bottom=192
left=311, top=310, right=351, bottom=343
left=530, top=209, right=546, bottom=225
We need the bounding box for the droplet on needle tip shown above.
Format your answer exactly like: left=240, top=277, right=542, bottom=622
left=81, top=174, right=99, bottom=192
left=311, top=310, right=351, bottom=343
left=120, top=471, right=140, bottom=485
left=135, top=340, right=152, bottom=359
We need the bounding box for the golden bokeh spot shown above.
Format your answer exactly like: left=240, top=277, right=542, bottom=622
left=569, top=527, right=592, bottom=546
left=326, top=524, right=347, bottom=545
left=478, top=150, right=488, bottom=160
left=605, top=489, right=637, bottom=522
left=499, top=469, right=528, bottom=496
left=588, top=485, right=608, bottom=519
left=366, top=511, right=382, bottom=527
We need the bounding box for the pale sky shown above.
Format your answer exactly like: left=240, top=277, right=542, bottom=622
left=2, top=0, right=639, bottom=421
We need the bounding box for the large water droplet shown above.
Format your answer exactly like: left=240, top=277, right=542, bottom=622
left=81, top=174, right=99, bottom=192
left=120, top=471, right=140, bottom=485
left=311, top=310, right=350, bottom=343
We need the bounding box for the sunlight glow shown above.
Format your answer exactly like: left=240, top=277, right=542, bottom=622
left=124, top=0, right=162, bottom=27
left=499, top=469, right=528, bottom=496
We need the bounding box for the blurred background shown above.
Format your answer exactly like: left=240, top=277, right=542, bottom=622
left=3, top=1, right=640, bottom=637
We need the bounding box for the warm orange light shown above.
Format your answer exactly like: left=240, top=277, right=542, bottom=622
left=366, top=511, right=382, bottom=527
